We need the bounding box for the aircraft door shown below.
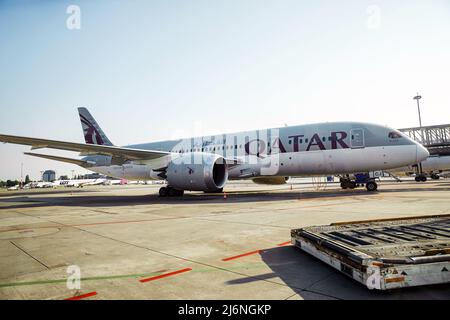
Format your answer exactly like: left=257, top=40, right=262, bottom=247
left=350, top=128, right=365, bottom=148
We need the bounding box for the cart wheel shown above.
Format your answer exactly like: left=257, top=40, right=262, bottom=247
left=366, top=181, right=378, bottom=192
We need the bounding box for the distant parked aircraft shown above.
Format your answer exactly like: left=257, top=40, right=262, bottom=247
left=391, top=154, right=450, bottom=181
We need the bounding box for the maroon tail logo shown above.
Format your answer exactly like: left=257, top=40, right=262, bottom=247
left=80, top=114, right=105, bottom=145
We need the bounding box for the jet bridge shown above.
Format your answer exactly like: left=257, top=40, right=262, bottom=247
left=291, top=215, right=450, bottom=290
left=399, top=124, right=450, bottom=156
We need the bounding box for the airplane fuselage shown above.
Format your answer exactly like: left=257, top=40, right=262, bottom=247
left=85, top=122, right=428, bottom=181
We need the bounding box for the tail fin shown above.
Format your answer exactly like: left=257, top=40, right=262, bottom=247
left=78, top=107, right=114, bottom=146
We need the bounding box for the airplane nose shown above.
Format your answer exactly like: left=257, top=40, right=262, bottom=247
left=416, top=144, right=429, bottom=162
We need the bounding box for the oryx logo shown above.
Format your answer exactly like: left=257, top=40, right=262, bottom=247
left=80, top=114, right=105, bottom=145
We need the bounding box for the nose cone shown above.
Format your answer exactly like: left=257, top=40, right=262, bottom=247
left=416, top=144, right=429, bottom=162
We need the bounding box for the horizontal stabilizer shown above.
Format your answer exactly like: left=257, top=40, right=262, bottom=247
left=24, top=152, right=92, bottom=167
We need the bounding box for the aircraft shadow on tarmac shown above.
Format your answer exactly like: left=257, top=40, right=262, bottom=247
left=1, top=185, right=450, bottom=209
left=225, top=246, right=450, bottom=300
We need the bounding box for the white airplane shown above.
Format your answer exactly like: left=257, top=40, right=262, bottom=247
left=26, top=181, right=54, bottom=189
left=83, top=178, right=108, bottom=186
left=53, top=178, right=107, bottom=188
left=103, top=179, right=127, bottom=185
left=392, top=154, right=450, bottom=181
left=0, top=107, right=429, bottom=196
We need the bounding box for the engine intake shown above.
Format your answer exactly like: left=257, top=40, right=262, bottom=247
left=166, top=153, right=228, bottom=192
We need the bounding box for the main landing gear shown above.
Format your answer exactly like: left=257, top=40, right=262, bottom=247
left=203, top=188, right=224, bottom=193
left=159, top=186, right=184, bottom=197
left=340, top=180, right=357, bottom=189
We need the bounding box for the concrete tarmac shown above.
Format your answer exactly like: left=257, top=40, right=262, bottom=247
left=0, top=179, right=449, bottom=300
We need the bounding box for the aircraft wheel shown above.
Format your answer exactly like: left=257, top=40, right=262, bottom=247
left=366, top=181, right=378, bottom=192
left=166, top=187, right=184, bottom=197
left=431, top=174, right=440, bottom=180
left=204, top=188, right=223, bottom=193
left=349, top=181, right=357, bottom=189
left=159, top=187, right=168, bottom=197
left=415, top=176, right=421, bottom=182
left=420, top=176, right=427, bottom=182
left=168, top=188, right=177, bottom=197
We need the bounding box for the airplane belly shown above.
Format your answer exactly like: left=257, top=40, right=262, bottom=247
left=90, top=165, right=154, bottom=180
left=327, top=145, right=418, bottom=173
left=289, top=151, right=327, bottom=175
left=273, top=145, right=418, bottom=176
left=380, top=145, right=418, bottom=169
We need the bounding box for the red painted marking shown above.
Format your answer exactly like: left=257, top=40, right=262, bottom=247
left=222, top=241, right=292, bottom=262
left=139, top=268, right=192, bottom=283
left=64, top=291, right=97, bottom=300
left=222, top=249, right=261, bottom=261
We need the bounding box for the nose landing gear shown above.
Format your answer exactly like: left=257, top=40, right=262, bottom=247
left=414, top=163, right=428, bottom=182
left=415, top=175, right=428, bottom=182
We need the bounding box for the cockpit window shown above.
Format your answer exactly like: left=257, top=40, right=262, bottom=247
left=388, top=131, right=402, bottom=139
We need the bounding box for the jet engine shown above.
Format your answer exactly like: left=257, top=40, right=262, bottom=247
left=165, top=153, right=228, bottom=192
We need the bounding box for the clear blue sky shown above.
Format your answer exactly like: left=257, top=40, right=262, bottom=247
left=1, top=0, right=450, bottom=180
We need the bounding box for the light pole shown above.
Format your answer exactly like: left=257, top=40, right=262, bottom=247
left=413, top=93, right=426, bottom=181
left=20, top=163, right=23, bottom=188
left=413, top=93, right=422, bottom=128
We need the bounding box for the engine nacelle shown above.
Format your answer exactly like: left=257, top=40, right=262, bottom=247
left=166, top=153, right=228, bottom=191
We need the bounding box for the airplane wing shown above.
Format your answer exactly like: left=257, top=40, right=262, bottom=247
left=2, top=134, right=243, bottom=165
left=0, top=134, right=169, bottom=161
